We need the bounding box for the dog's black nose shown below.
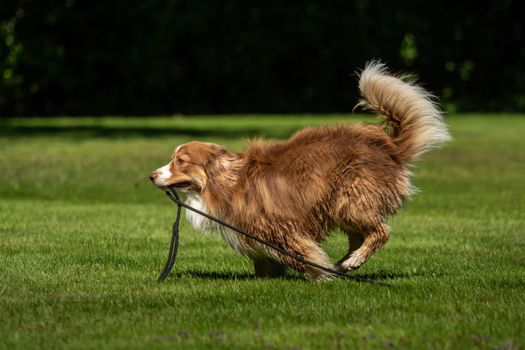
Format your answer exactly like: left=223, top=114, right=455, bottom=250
left=149, top=172, right=159, bottom=182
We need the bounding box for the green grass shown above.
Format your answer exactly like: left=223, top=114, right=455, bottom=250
left=1, top=114, right=524, bottom=350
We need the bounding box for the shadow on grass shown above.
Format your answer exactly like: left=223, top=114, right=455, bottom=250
left=353, top=271, right=427, bottom=280
left=0, top=124, right=299, bottom=139
left=168, top=269, right=415, bottom=283
left=170, top=270, right=301, bottom=281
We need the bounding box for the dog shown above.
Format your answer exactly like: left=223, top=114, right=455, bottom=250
left=150, top=62, right=450, bottom=280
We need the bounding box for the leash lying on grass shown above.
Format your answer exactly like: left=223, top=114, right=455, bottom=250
left=158, top=189, right=388, bottom=286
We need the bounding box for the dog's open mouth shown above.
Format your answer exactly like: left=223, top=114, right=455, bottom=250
left=172, top=181, right=193, bottom=189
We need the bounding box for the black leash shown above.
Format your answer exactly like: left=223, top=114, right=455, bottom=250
left=158, top=189, right=389, bottom=286
left=156, top=190, right=182, bottom=282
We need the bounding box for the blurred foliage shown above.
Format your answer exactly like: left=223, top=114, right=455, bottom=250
left=0, top=0, right=524, bottom=116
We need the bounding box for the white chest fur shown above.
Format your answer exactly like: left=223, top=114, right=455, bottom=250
left=184, top=193, right=244, bottom=253
left=184, top=193, right=210, bottom=231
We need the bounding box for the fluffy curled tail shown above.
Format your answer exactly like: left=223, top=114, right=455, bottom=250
left=356, top=61, right=451, bottom=163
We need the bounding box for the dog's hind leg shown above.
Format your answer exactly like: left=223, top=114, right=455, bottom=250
left=335, top=229, right=364, bottom=270
left=337, top=223, right=390, bottom=272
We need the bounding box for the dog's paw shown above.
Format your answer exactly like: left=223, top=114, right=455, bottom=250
left=337, top=253, right=367, bottom=272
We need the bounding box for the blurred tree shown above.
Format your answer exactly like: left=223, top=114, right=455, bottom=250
left=0, top=0, right=523, bottom=116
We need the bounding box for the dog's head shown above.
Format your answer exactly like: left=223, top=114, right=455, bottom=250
left=149, top=141, right=229, bottom=193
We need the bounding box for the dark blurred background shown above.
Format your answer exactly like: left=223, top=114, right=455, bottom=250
left=1, top=0, right=523, bottom=117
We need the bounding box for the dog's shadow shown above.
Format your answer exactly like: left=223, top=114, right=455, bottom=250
left=170, top=270, right=299, bottom=281
left=167, top=269, right=418, bottom=283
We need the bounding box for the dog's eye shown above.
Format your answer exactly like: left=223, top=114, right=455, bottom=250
left=177, top=158, right=184, bottom=165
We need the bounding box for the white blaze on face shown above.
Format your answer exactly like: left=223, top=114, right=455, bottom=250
left=153, top=163, right=173, bottom=186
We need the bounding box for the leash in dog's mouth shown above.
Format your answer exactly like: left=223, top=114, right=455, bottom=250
left=157, top=188, right=389, bottom=286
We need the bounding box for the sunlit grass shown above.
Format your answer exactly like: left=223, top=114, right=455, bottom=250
left=0, top=114, right=524, bottom=349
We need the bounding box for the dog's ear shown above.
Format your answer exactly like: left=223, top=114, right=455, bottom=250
left=186, top=142, right=225, bottom=167
left=204, top=144, right=226, bottom=163
left=203, top=146, right=238, bottom=177
left=204, top=146, right=227, bottom=168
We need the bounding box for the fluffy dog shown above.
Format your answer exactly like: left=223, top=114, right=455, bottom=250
left=150, top=62, right=450, bottom=280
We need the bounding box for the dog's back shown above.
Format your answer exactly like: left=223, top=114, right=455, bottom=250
left=239, top=124, right=401, bottom=212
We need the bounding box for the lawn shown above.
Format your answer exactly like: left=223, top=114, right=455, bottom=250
left=0, top=115, right=524, bottom=350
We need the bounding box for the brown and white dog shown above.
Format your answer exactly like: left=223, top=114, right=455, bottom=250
left=150, top=62, right=450, bottom=280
